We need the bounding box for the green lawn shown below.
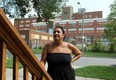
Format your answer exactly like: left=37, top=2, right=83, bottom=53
left=32, top=48, right=116, bottom=58
left=32, top=48, right=43, bottom=54
left=6, top=58, right=23, bottom=69
left=82, top=52, right=116, bottom=58
left=75, top=66, right=116, bottom=80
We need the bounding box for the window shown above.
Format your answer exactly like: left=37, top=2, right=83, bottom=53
left=68, top=29, right=76, bottom=31
left=32, top=20, right=36, bottom=22
left=20, top=21, right=24, bottom=23
left=89, top=15, right=92, bottom=18
left=21, top=35, right=26, bottom=39
left=25, top=24, right=30, bottom=27
left=85, top=15, right=88, bottom=18
left=26, top=20, right=30, bottom=23
left=64, top=12, right=68, bottom=14
left=19, top=25, right=23, bottom=27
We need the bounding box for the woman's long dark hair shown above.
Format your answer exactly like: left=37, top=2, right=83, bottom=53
left=54, top=26, right=66, bottom=41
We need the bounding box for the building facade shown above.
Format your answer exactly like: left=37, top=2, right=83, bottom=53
left=19, top=29, right=53, bottom=48
left=14, top=6, right=108, bottom=46
left=55, top=18, right=107, bottom=45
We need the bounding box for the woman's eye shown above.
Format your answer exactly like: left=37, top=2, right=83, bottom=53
left=57, top=31, right=60, bottom=33
left=54, top=31, right=60, bottom=33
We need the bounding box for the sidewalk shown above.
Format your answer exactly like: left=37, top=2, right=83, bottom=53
left=76, top=76, right=104, bottom=80
left=6, top=68, right=104, bottom=80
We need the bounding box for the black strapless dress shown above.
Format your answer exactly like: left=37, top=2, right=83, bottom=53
left=46, top=53, right=75, bottom=80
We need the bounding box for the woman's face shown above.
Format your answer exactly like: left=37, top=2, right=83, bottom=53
left=53, top=28, right=64, bottom=40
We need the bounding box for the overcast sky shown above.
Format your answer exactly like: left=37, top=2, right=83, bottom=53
left=66, top=0, right=114, bottom=18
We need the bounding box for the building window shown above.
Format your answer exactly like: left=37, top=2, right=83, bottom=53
left=85, top=15, right=87, bottom=18
left=62, top=24, right=66, bottom=27
left=97, top=27, right=104, bottom=33
left=19, top=25, right=24, bottom=27
left=68, top=29, right=76, bottom=31
left=21, top=35, right=26, bottom=39
left=89, top=22, right=94, bottom=25
left=79, top=28, right=94, bottom=31
left=26, top=20, right=30, bottom=23
left=89, top=15, right=92, bottom=18
left=25, top=24, right=30, bottom=27
left=97, top=22, right=102, bottom=25
left=64, top=12, right=68, bottom=14
left=20, top=21, right=24, bottom=23
left=32, top=20, right=37, bottom=22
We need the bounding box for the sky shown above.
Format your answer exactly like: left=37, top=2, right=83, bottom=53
left=66, top=0, right=114, bottom=18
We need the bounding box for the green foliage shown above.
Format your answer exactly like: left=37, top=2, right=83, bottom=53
left=1, top=0, right=68, bottom=22
left=104, top=0, right=116, bottom=53
left=6, top=58, right=23, bottom=69
left=32, top=0, right=68, bottom=23
left=105, top=22, right=116, bottom=39
left=83, top=52, right=116, bottom=57
left=90, top=38, right=103, bottom=52
left=85, top=37, right=116, bottom=53
left=0, top=0, right=31, bottom=18
left=15, top=0, right=31, bottom=17
left=107, top=0, right=116, bottom=21
left=75, top=66, right=116, bottom=80
left=32, top=47, right=43, bottom=54
left=69, top=39, right=76, bottom=45
left=108, top=42, right=116, bottom=53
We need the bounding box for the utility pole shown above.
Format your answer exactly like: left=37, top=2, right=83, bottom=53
left=77, top=2, right=85, bottom=53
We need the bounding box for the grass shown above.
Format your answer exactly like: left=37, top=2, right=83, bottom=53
left=6, top=58, right=23, bottom=69
left=32, top=48, right=116, bottom=58
left=32, top=48, right=43, bottom=54
left=82, top=52, right=116, bottom=58
left=75, top=66, right=116, bottom=80
left=32, top=47, right=116, bottom=56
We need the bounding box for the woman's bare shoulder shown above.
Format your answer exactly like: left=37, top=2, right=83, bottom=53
left=45, top=41, right=53, bottom=46
left=63, top=42, right=72, bottom=46
left=64, top=42, right=76, bottom=48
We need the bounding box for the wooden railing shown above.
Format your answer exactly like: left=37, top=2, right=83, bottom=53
left=0, top=8, right=52, bottom=80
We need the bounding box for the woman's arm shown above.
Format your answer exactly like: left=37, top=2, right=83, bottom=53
left=40, top=43, right=48, bottom=68
left=68, top=43, right=82, bottom=63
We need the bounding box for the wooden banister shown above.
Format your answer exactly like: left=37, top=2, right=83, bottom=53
left=0, top=8, right=52, bottom=80
left=0, top=40, right=7, bottom=80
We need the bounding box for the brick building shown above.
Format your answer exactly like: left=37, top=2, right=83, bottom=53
left=14, top=6, right=108, bottom=47
left=19, top=29, right=53, bottom=48
left=14, top=18, right=53, bottom=48
left=55, top=18, right=107, bottom=45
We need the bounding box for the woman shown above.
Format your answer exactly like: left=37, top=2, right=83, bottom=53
left=40, top=26, right=82, bottom=80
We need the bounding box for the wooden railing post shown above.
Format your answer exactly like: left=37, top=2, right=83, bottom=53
left=0, top=40, right=7, bottom=80
left=32, top=74, right=36, bottom=80
left=13, top=55, right=19, bottom=80
left=23, top=66, right=29, bottom=80
left=42, top=75, right=46, bottom=80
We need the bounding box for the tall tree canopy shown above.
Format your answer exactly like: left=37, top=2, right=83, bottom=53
left=32, top=0, right=68, bottom=22
left=104, top=0, right=116, bottom=52
left=0, top=0, right=68, bottom=22
left=105, top=0, right=116, bottom=39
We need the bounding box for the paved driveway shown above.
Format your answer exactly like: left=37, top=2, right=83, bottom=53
left=72, top=56, right=116, bottom=68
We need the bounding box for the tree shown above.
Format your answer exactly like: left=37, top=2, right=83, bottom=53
left=32, top=0, right=68, bottom=23
left=0, top=0, right=31, bottom=18
left=0, top=0, right=68, bottom=21
left=104, top=0, right=116, bottom=53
